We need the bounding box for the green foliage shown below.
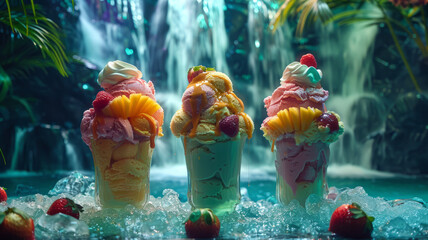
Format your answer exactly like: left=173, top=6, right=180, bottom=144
left=0, top=1, right=69, bottom=123
left=0, top=3, right=69, bottom=77
left=0, top=147, right=5, bottom=165
left=270, top=0, right=427, bottom=92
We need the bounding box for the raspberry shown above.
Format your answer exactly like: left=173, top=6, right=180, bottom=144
left=300, top=53, right=317, bottom=68
left=219, top=115, right=239, bottom=137
left=316, top=112, right=339, bottom=132
left=92, top=91, right=114, bottom=111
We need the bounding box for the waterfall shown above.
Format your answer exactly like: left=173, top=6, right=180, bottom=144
left=150, top=0, right=232, bottom=166
left=4, top=0, right=389, bottom=173
left=320, top=4, right=385, bottom=168
left=77, top=0, right=148, bottom=70
left=11, top=127, right=29, bottom=171
left=245, top=0, right=295, bottom=166
left=165, top=0, right=229, bottom=94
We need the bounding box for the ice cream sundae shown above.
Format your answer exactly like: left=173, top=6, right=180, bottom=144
left=81, top=60, right=164, bottom=208
left=261, top=54, right=344, bottom=206
left=171, top=66, right=254, bottom=214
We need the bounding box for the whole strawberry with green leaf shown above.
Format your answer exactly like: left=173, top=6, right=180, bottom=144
left=47, top=197, right=84, bottom=219
left=185, top=208, right=220, bottom=238
left=329, top=202, right=375, bottom=239
left=0, top=207, right=35, bottom=240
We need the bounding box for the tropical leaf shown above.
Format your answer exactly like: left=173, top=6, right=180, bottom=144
left=296, top=0, right=333, bottom=36
left=270, top=0, right=333, bottom=36
left=0, top=4, right=69, bottom=77
left=270, top=0, right=298, bottom=33
left=10, top=96, right=36, bottom=123
left=0, top=65, right=11, bottom=103
left=0, top=39, right=56, bottom=79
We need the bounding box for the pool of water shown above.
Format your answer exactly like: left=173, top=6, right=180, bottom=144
left=0, top=167, right=427, bottom=239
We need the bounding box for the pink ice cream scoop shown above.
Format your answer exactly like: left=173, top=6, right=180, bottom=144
left=106, top=78, right=156, bottom=100
left=275, top=136, right=329, bottom=195
left=81, top=108, right=143, bottom=147
left=182, top=85, right=216, bottom=117
left=264, top=82, right=328, bottom=117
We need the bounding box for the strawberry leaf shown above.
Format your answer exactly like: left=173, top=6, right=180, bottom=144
left=351, top=202, right=361, bottom=209
left=206, top=67, right=215, bottom=71
left=0, top=212, right=5, bottom=224
left=349, top=208, right=363, bottom=215
left=193, top=66, right=201, bottom=71
left=204, top=213, right=212, bottom=225
left=352, top=213, right=365, bottom=219
left=65, top=198, right=84, bottom=213
left=189, top=209, right=201, bottom=223
left=368, top=216, right=375, bottom=222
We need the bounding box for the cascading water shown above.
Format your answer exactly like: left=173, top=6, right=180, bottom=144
left=319, top=3, right=385, bottom=168
left=245, top=0, right=295, bottom=167
left=152, top=0, right=232, bottom=167
left=77, top=0, right=148, bottom=69
left=5, top=0, right=387, bottom=172
left=164, top=0, right=230, bottom=94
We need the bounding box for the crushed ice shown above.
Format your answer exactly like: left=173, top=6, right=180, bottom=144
left=1, top=172, right=427, bottom=239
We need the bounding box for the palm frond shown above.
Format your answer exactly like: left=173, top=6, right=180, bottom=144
left=269, top=0, right=298, bottom=33
left=0, top=5, right=69, bottom=77
left=11, top=95, right=36, bottom=123
left=270, top=0, right=333, bottom=36
left=296, top=0, right=333, bottom=36
left=0, top=65, right=12, bottom=103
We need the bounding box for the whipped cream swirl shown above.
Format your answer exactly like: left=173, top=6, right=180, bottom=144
left=97, top=60, right=143, bottom=88
left=281, top=62, right=323, bottom=88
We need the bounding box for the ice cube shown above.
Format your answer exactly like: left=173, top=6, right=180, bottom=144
left=377, top=217, right=416, bottom=238
left=36, top=213, right=90, bottom=239
left=48, top=171, right=94, bottom=196
left=84, top=182, right=95, bottom=196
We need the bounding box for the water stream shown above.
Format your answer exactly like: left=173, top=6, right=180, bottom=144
left=5, top=0, right=393, bottom=172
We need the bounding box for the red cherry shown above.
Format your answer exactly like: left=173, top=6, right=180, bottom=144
left=219, top=115, right=239, bottom=137
left=300, top=53, right=317, bottom=68
left=92, top=91, right=114, bottom=112
left=316, top=112, right=339, bottom=132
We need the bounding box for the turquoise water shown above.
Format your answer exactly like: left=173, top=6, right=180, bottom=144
left=1, top=169, right=427, bottom=239
left=2, top=169, right=427, bottom=202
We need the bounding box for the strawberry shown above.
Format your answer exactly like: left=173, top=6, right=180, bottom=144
left=219, top=114, right=240, bottom=137
left=92, top=91, right=114, bottom=112
left=316, top=112, right=339, bottom=132
left=185, top=208, right=220, bottom=238
left=187, top=65, right=215, bottom=83
left=300, top=53, right=317, bottom=68
left=0, top=187, right=7, bottom=203
left=0, top=207, right=35, bottom=240
left=329, top=203, right=375, bottom=239
left=47, top=198, right=84, bottom=220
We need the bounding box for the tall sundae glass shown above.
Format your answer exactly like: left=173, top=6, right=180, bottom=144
left=261, top=54, right=344, bottom=206
left=171, top=66, right=254, bottom=214
left=81, top=60, right=164, bottom=208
